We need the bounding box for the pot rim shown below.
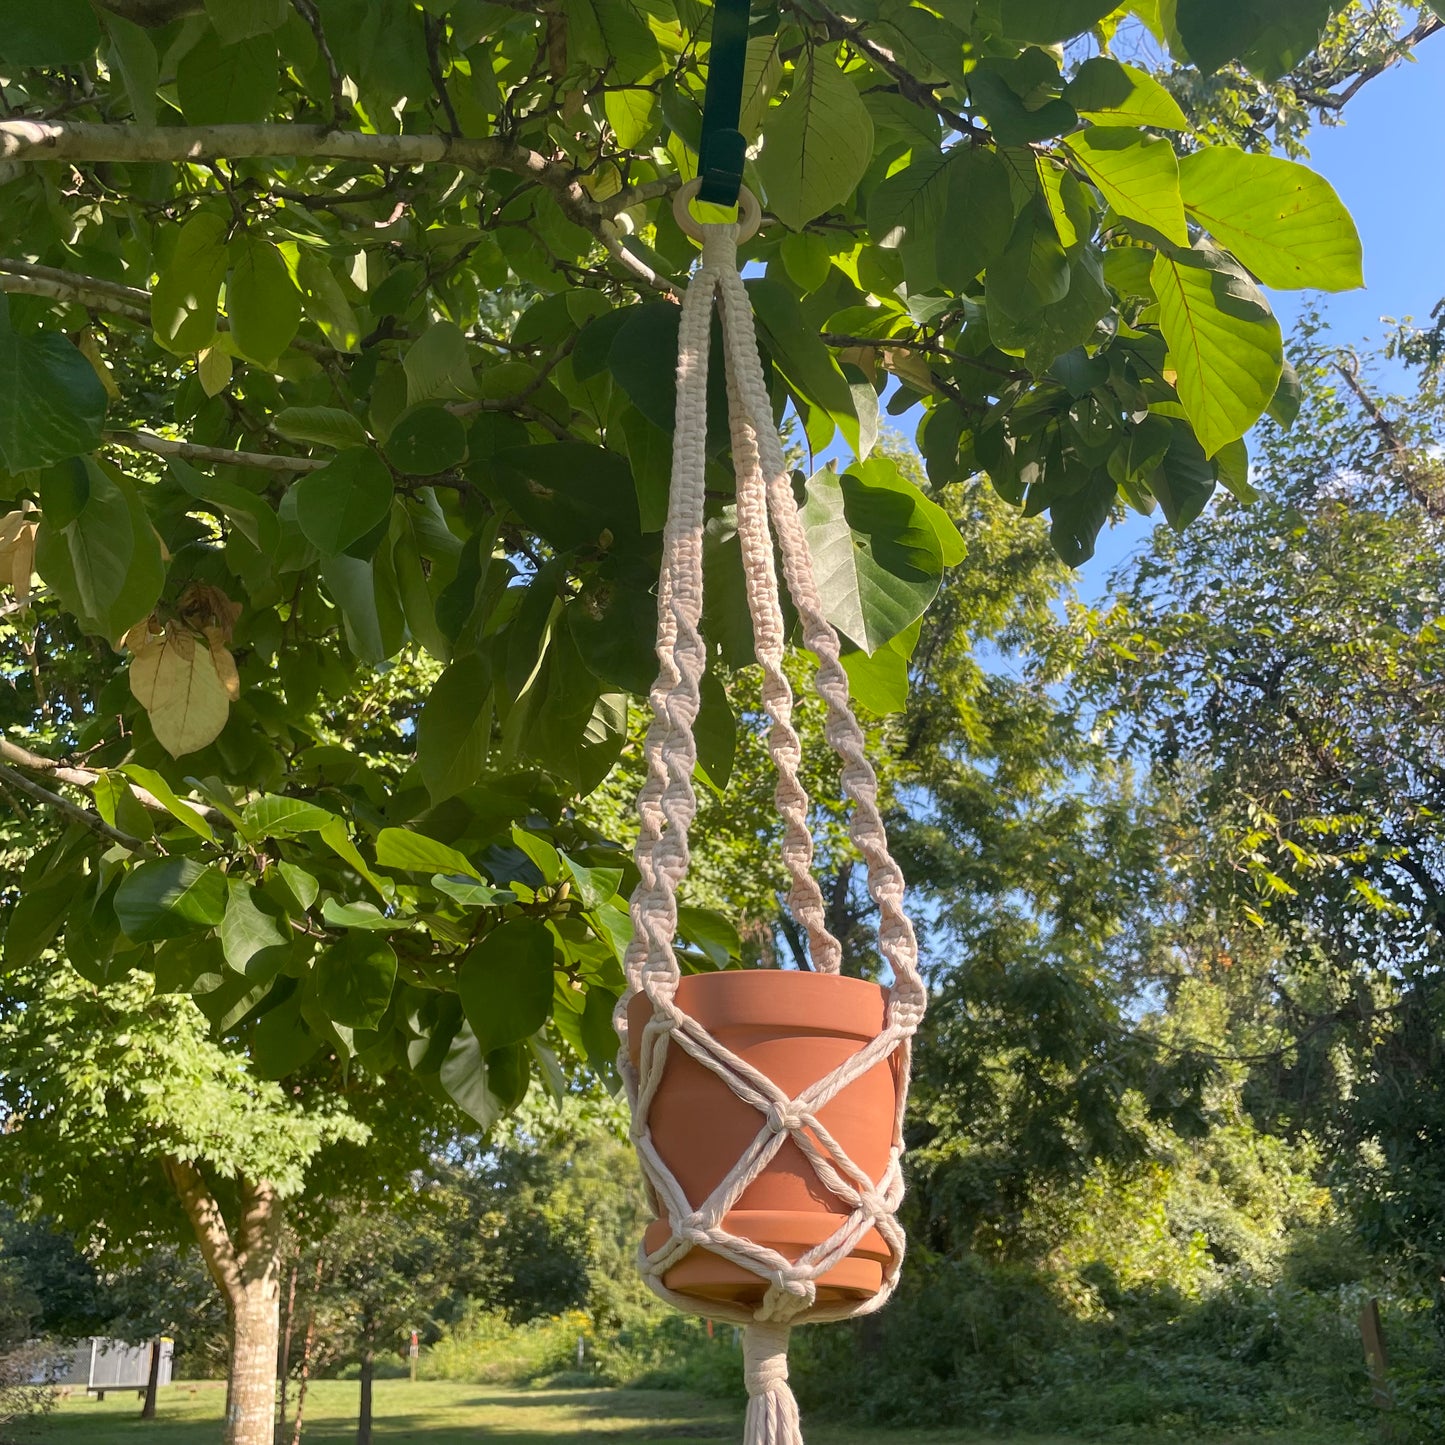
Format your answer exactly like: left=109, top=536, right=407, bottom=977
left=629, top=967, right=889, bottom=1038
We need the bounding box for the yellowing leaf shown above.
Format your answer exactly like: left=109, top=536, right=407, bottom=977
left=129, top=625, right=232, bottom=758
left=197, top=344, right=232, bottom=396
left=0, top=507, right=39, bottom=602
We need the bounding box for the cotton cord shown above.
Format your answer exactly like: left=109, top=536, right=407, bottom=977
left=615, top=184, right=926, bottom=1445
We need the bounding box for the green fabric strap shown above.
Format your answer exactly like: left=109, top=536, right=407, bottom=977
left=697, top=0, right=751, bottom=207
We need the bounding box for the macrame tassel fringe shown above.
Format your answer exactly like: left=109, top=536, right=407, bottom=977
left=743, top=1323, right=804, bottom=1445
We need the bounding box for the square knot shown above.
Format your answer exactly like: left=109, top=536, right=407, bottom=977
left=680, top=1212, right=710, bottom=1243
left=766, top=1103, right=804, bottom=1135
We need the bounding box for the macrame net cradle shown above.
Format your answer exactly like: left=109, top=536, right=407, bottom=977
left=614, top=183, right=927, bottom=1445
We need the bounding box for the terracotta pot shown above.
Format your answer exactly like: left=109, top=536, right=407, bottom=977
left=628, top=969, right=900, bottom=1309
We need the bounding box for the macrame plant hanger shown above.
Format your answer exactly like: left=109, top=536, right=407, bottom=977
left=614, top=11, right=927, bottom=1444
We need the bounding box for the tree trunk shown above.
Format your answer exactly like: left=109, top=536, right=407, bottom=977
left=140, top=1337, right=162, bottom=1419
left=228, top=1281, right=282, bottom=1445
left=277, top=1255, right=297, bottom=1443
left=356, top=1345, right=374, bottom=1445
left=162, top=1157, right=285, bottom=1445
left=288, top=1256, right=323, bottom=1445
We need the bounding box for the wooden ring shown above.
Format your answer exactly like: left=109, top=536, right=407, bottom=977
left=672, top=178, right=762, bottom=243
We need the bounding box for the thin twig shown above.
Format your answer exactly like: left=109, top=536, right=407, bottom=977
left=104, top=428, right=328, bottom=474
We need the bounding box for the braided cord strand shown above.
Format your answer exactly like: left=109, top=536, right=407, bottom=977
left=618, top=187, right=927, bottom=1445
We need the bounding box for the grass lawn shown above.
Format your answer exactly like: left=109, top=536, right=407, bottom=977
left=35, top=1378, right=1365, bottom=1444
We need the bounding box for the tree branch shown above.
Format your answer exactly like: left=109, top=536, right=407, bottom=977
left=0, top=735, right=223, bottom=827
left=1335, top=352, right=1445, bottom=521
left=104, top=428, right=328, bottom=474
left=0, top=272, right=150, bottom=324
left=0, top=120, right=658, bottom=235
left=0, top=760, right=150, bottom=852
left=1297, top=17, right=1443, bottom=112
left=163, top=1155, right=246, bottom=1307
left=290, top=0, right=347, bottom=130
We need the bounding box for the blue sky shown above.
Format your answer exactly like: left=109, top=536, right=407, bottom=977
left=1083, top=34, right=1445, bottom=595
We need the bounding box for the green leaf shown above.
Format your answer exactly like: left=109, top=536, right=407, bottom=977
left=567, top=561, right=659, bottom=695
left=0, top=0, right=99, bottom=65
left=867, top=146, right=952, bottom=251
left=1175, top=0, right=1335, bottom=78
left=309, top=932, right=397, bottom=1029
left=276, top=861, right=320, bottom=912
left=293, top=447, right=393, bottom=557
left=695, top=670, right=736, bottom=793
left=755, top=46, right=874, bottom=231
left=1178, top=148, right=1363, bottom=292
left=842, top=618, right=922, bottom=715
left=176, top=31, right=279, bottom=125
left=677, top=907, right=741, bottom=968
left=320, top=552, right=405, bottom=662
left=987, top=204, right=1071, bottom=321
left=438, top=1021, right=521, bottom=1128
left=1049, top=472, right=1117, bottom=566
left=511, top=825, right=563, bottom=886
left=748, top=277, right=858, bottom=431
left=220, top=881, right=291, bottom=976
left=118, top=764, right=215, bottom=842
left=936, top=147, right=1017, bottom=290
left=34, top=458, right=164, bottom=641
left=559, top=852, right=623, bottom=910
left=176, top=30, right=277, bottom=126
left=105, top=15, right=159, bottom=128
left=170, top=458, right=280, bottom=554
left=403, top=321, right=478, bottom=406
left=489, top=444, right=640, bottom=551
left=115, top=858, right=228, bottom=943
left=1268, top=359, right=1303, bottom=430
left=1149, top=424, right=1218, bottom=529
left=976, top=0, right=1118, bottom=42
left=152, top=211, right=230, bottom=354
left=1063, top=57, right=1189, bottom=129
left=3, top=876, right=79, bottom=971
left=375, top=827, right=481, bottom=880
left=800, top=465, right=945, bottom=653
left=433, top=875, right=514, bottom=908
left=274, top=407, right=370, bottom=449
left=227, top=235, right=302, bottom=368
left=205, top=0, right=288, bottom=44
left=1151, top=247, right=1284, bottom=457
left=242, top=794, right=338, bottom=838
left=1065, top=128, right=1187, bottom=246
left=0, top=306, right=107, bottom=471
left=418, top=654, right=491, bottom=803
left=251, top=995, right=322, bottom=1080
left=384, top=405, right=468, bottom=475
left=320, top=898, right=396, bottom=930
left=457, top=917, right=555, bottom=1054
left=296, top=249, right=362, bottom=353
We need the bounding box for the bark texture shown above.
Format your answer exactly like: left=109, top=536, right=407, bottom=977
left=163, top=1157, right=284, bottom=1445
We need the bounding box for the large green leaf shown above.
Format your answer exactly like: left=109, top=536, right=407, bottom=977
left=1151, top=247, right=1284, bottom=457
left=227, top=235, right=302, bottom=368
left=1065, top=128, right=1187, bottom=245
left=403, top=321, right=478, bottom=406
left=755, top=45, right=874, bottom=231
left=800, top=465, right=946, bottom=653
left=34, top=458, right=164, bottom=641
left=308, top=932, right=397, bottom=1030
left=176, top=31, right=279, bottom=125
left=115, top=859, right=228, bottom=943
left=438, top=1021, right=527, bottom=1128
left=487, top=444, right=639, bottom=551
left=1178, top=148, right=1363, bottom=292
left=976, top=0, right=1119, bottom=42
left=1, top=0, right=97, bottom=65
left=241, top=795, right=338, bottom=838
left=0, top=301, right=107, bottom=471
left=936, top=147, right=1017, bottom=290
left=273, top=407, right=370, bottom=450
left=293, top=447, right=394, bottom=557
left=417, top=654, right=491, bottom=803
left=219, top=881, right=291, bottom=977
left=1063, top=57, right=1189, bottom=130
left=205, top=0, right=288, bottom=44
left=375, top=828, right=481, bottom=880
left=457, top=917, right=555, bottom=1054
left=1175, top=0, right=1336, bottom=78
left=1148, top=423, right=1218, bottom=529
left=151, top=211, right=229, bottom=354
